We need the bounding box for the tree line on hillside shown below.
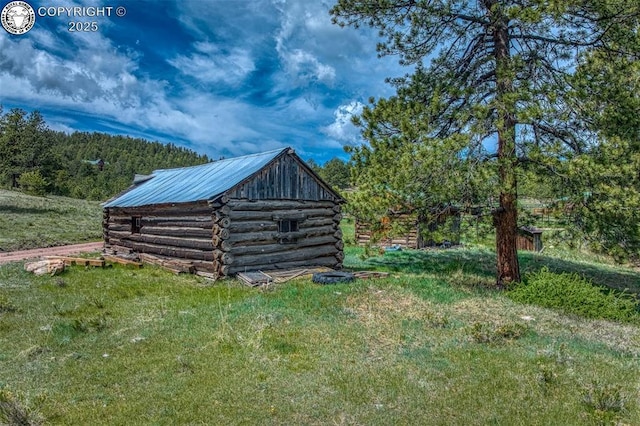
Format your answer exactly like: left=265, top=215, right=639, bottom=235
left=0, top=107, right=352, bottom=201
left=0, top=108, right=212, bottom=200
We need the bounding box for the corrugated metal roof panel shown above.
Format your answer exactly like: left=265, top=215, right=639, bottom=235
left=103, top=148, right=287, bottom=208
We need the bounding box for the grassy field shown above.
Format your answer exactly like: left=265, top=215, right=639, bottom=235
left=0, top=189, right=103, bottom=252
left=1, top=192, right=640, bottom=424
left=1, top=246, right=640, bottom=425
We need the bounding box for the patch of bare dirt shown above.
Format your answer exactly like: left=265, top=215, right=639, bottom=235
left=0, top=242, right=103, bottom=265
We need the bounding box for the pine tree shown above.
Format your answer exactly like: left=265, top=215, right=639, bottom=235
left=331, top=0, right=640, bottom=284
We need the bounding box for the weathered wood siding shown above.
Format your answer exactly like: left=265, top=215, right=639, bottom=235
left=355, top=215, right=420, bottom=249
left=227, top=154, right=338, bottom=201
left=213, top=198, right=343, bottom=276
left=516, top=228, right=543, bottom=252
left=103, top=201, right=216, bottom=271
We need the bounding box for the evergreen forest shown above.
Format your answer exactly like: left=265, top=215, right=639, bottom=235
left=0, top=108, right=210, bottom=200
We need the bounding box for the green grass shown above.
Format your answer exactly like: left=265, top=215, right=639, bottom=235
left=2, top=195, right=640, bottom=424
left=2, top=251, right=640, bottom=425
left=0, top=189, right=103, bottom=252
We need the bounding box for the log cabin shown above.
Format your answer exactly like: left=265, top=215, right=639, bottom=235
left=102, top=147, right=345, bottom=278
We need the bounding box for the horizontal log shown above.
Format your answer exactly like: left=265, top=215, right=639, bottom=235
left=125, top=242, right=214, bottom=261
left=226, top=225, right=338, bottom=245
left=107, top=244, right=134, bottom=254
left=335, top=240, right=344, bottom=251
left=300, top=225, right=337, bottom=238
left=107, top=202, right=211, bottom=217
left=335, top=251, right=345, bottom=261
left=108, top=224, right=131, bottom=232
left=146, top=220, right=214, bottom=229
left=222, top=255, right=340, bottom=276
left=108, top=216, right=133, bottom=225
left=228, top=244, right=339, bottom=268
left=226, top=199, right=337, bottom=211
left=139, top=253, right=195, bottom=273
left=138, top=226, right=212, bottom=238
left=228, top=221, right=278, bottom=234
left=228, top=235, right=339, bottom=257
left=221, top=217, right=338, bottom=234
left=108, top=232, right=213, bottom=250
left=142, top=216, right=213, bottom=224
left=228, top=231, right=278, bottom=244
left=108, top=216, right=214, bottom=229
left=228, top=208, right=335, bottom=221
left=270, top=213, right=307, bottom=222
left=138, top=253, right=195, bottom=266
left=300, top=217, right=338, bottom=228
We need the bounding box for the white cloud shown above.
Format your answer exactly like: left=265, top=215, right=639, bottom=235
left=168, top=42, right=255, bottom=86
left=322, top=101, right=364, bottom=144
left=279, top=48, right=335, bottom=86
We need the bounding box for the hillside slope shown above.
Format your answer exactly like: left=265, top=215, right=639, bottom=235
left=0, top=189, right=102, bottom=251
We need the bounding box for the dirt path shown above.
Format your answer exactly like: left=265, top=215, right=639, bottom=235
left=0, top=242, right=104, bottom=265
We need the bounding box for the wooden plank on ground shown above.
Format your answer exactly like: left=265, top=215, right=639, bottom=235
left=195, top=271, right=218, bottom=281
left=237, top=271, right=273, bottom=287
left=45, top=256, right=105, bottom=267
left=103, top=255, right=143, bottom=268
left=267, top=267, right=334, bottom=283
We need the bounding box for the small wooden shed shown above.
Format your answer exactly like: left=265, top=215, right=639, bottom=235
left=516, top=226, right=544, bottom=252
left=102, top=148, right=344, bottom=277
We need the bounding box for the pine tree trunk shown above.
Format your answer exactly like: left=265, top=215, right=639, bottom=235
left=488, top=0, right=521, bottom=285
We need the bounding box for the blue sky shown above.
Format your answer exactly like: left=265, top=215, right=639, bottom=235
left=0, top=0, right=406, bottom=162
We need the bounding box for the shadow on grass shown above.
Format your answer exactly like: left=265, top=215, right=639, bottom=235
left=0, top=205, right=58, bottom=215
left=350, top=247, right=640, bottom=293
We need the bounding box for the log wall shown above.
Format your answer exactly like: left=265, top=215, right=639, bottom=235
left=213, top=198, right=343, bottom=276
left=103, top=198, right=344, bottom=278
left=103, top=201, right=216, bottom=271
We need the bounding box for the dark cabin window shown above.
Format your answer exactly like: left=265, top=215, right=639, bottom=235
left=131, top=216, right=142, bottom=234
left=279, top=219, right=299, bottom=233
left=278, top=219, right=299, bottom=244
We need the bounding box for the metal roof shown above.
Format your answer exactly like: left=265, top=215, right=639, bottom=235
left=103, top=147, right=288, bottom=208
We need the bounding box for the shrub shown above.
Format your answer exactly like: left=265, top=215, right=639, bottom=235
left=508, top=267, right=640, bottom=323
left=18, top=171, right=48, bottom=196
